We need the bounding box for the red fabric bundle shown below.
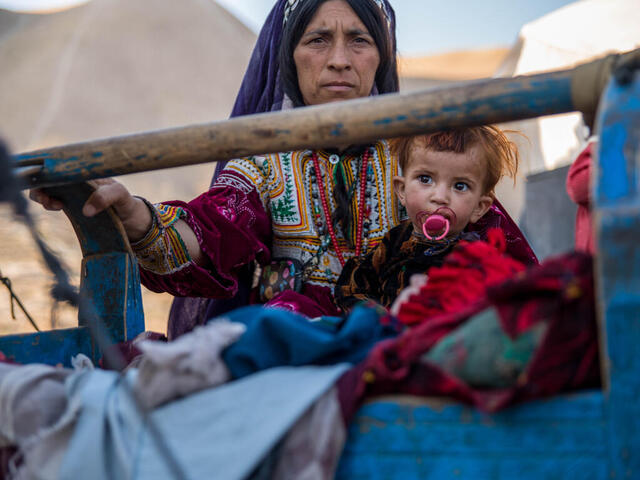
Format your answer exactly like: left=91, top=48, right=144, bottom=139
left=338, top=250, right=598, bottom=420
left=397, top=228, right=526, bottom=326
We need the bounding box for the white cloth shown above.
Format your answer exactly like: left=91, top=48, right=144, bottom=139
left=134, top=318, right=246, bottom=409
left=0, top=359, right=92, bottom=480
left=58, top=364, right=349, bottom=480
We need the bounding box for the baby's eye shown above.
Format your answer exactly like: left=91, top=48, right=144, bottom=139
left=454, top=182, right=469, bottom=192
left=418, top=175, right=432, bottom=184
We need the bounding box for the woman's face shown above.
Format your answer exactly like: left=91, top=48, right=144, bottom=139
left=293, top=0, right=381, bottom=106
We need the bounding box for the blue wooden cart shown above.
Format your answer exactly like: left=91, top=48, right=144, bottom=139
left=2, top=51, right=639, bottom=479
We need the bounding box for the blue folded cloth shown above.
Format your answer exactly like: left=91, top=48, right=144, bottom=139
left=220, top=304, right=398, bottom=379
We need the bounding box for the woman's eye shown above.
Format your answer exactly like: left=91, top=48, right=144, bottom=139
left=353, top=37, right=371, bottom=45
left=418, top=175, right=432, bottom=184
left=454, top=182, right=469, bottom=192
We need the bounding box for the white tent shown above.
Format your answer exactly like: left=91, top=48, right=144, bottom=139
left=496, top=0, right=640, bottom=174
left=492, top=0, right=640, bottom=225
left=0, top=0, right=257, bottom=334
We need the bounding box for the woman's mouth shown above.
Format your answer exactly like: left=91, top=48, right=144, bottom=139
left=323, top=82, right=354, bottom=92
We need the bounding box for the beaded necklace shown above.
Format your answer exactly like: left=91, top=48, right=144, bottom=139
left=311, top=149, right=371, bottom=268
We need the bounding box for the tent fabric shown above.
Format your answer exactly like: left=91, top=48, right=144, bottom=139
left=495, top=0, right=640, bottom=174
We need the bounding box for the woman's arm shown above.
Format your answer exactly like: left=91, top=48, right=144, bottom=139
left=31, top=171, right=272, bottom=298
left=31, top=179, right=207, bottom=264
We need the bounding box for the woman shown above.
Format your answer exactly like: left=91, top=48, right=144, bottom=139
left=33, top=0, right=536, bottom=339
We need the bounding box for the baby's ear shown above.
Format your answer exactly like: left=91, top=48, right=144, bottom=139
left=470, top=195, right=493, bottom=223
left=393, top=176, right=407, bottom=206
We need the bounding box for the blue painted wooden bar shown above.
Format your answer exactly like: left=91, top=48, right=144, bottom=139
left=0, top=183, right=144, bottom=366
left=335, top=70, right=640, bottom=479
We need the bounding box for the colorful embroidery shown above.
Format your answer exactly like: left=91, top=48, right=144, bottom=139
left=214, top=141, right=406, bottom=289
left=271, top=153, right=298, bottom=223
left=132, top=203, right=191, bottom=275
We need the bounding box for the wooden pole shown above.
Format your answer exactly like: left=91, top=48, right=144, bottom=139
left=15, top=49, right=638, bottom=189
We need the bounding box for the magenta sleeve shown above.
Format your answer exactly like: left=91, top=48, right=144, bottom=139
left=139, top=180, right=272, bottom=298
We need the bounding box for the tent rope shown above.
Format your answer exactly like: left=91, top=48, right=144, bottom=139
left=0, top=266, right=41, bottom=332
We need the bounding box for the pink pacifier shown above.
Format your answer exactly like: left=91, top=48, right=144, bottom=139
left=417, top=209, right=453, bottom=241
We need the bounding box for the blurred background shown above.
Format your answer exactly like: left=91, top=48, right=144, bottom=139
left=0, top=0, right=638, bottom=335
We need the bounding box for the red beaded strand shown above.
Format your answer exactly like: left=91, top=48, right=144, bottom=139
left=311, top=149, right=370, bottom=267
left=355, top=149, right=369, bottom=257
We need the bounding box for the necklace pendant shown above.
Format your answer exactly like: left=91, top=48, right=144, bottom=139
left=328, top=154, right=340, bottom=165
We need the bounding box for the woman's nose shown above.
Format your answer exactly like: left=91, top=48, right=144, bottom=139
left=327, top=41, right=351, bottom=70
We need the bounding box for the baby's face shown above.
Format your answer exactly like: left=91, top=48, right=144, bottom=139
left=394, top=144, right=493, bottom=238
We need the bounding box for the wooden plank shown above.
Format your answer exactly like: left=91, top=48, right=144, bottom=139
left=0, top=327, right=92, bottom=367
left=16, top=50, right=638, bottom=189
left=20, top=71, right=575, bottom=188
left=337, top=453, right=608, bottom=480
left=366, top=391, right=604, bottom=422
left=79, top=252, right=144, bottom=347
left=344, top=395, right=606, bottom=456
left=338, top=394, right=608, bottom=479
left=594, top=69, right=640, bottom=478
left=45, top=183, right=131, bottom=256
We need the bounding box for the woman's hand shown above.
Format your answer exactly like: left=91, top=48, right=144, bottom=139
left=390, top=273, right=428, bottom=317
left=30, top=179, right=153, bottom=243
left=29, top=188, right=65, bottom=211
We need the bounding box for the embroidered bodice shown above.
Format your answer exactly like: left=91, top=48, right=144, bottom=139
left=215, top=140, right=405, bottom=288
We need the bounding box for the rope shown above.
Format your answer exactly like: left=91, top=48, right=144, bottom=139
left=0, top=267, right=41, bottom=332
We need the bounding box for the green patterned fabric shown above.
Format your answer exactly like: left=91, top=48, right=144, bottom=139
left=424, top=308, right=547, bottom=388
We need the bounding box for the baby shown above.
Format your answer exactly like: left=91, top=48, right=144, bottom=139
left=335, top=125, right=519, bottom=311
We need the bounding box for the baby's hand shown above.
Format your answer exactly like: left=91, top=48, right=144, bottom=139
left=390, top=273, right=428, bottom=317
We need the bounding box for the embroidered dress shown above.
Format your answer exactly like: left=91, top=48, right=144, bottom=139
left=138, top=141, right=405, bottom=319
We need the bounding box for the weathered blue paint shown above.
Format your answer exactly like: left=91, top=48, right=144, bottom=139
left=13, top=152, right=53, bottom=161
left=339, top=454, right=606, bottom=480
left=595, top=78, right=640, bottom=205
left=0, top=327, right=92, bottom=367
left=337, top=393, right=607, bottom=479
left=80, top=252, right=144, bottom=348
left=330, top=123, right=345, bottom=136
left=373, top=114, right=408, bottom=126
left=594, top=69, right=640, bottom=479
left=38, top=157, right=107, bottom=185
left=91, top=152, right=103, bottom=158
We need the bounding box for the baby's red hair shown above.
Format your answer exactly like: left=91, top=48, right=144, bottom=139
left=391, top=126, right=519, bottom=196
